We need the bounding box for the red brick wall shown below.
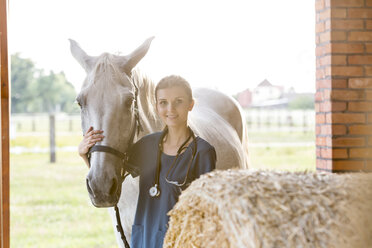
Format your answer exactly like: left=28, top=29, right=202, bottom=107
left=316, top=0, right=372, bottom=172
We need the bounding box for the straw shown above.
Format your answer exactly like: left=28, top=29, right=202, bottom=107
left=163, top=170, right=372, bottom=248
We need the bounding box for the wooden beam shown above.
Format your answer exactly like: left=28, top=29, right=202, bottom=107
left=0, top=0, right=10, bottom=247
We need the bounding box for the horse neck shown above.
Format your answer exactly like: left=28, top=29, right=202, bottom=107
left=132, top=72, right=163, bottom=139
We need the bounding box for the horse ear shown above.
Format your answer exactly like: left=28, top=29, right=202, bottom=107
left=69, top=39, right=97, bottom=73
left=122, top=36, right=154, bottom=75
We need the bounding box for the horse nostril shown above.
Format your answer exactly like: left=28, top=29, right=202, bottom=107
left=109, top=178, right=117, bottom=196
left=86, top=178, right=94, bottom=197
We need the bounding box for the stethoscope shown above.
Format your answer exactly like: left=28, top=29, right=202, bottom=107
left=149, top=126, right=197, bottom=197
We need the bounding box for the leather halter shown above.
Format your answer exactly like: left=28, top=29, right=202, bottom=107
left=86, top=82, right=142, bottom=248
left=87, top=83, right=142, bottom=177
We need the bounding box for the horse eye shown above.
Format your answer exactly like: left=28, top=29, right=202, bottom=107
left=75, top=95, right=85, bottom=108
left=75, top=99, right=82, bottom=108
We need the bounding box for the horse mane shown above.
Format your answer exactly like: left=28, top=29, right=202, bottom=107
left=131, top=68, right=162, bottom=134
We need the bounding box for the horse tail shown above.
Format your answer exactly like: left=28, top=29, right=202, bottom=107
left=237, top=104, right=249, bottom=169
left=241, top=118, right=250, bottom=169
left=229, top=96, right=250, bottom=169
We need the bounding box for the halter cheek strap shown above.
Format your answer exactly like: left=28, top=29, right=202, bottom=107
left=133, top=83, right=143, bottom=135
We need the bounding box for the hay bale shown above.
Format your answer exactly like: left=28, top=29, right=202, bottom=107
left=163, top=170, right=372, bottom=248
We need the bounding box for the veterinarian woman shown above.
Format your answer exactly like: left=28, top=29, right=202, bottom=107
left=79, top=75, right=216, bottom=248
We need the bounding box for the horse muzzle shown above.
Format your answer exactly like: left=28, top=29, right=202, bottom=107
left=86, top=173, right=122, bottom=208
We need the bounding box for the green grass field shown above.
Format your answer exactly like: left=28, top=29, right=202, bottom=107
left=248, top=130, right=315, bottom=171
left=10, top=130, right=315, bottom=247
left=11, top=132, right=83, bottom=148
left=250, top=146, right=315, bottom=171
left=10, top=152, right=117, bottom=248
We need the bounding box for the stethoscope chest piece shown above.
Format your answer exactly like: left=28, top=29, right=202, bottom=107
left=149, top=184, right=160, bottom=197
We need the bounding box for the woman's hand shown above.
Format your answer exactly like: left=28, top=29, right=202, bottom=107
left=78, top=126, right=104, bottom=157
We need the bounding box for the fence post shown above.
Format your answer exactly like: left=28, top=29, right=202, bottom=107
left=303, top=112, right=307, bottom=133
left=257, top=110, right=261, bottom=129
left=17, top=122, right=21, bottom=132
left=277, top=110, right=281, bottom=131
left=69, top=117, right=73, bottom=132
left=49, top=114, right=56, bottom=163
left=287, top=115, right=293, bottom=133
left=31, top=115, right=36, bottom=132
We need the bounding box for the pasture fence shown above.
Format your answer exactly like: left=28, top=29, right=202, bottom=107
left=244, top=109, right=315, bottom=133
left=11, top=113, right=82, bottom=135
left=11, top=110, right=315, bottom=135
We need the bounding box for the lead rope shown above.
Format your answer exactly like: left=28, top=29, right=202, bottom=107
left=115, top=204, right=130, bottom=248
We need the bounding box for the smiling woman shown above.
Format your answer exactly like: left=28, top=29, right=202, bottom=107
left=123, top=76, right=217, bottom=248
left=155, top=76, right=194, bottom=129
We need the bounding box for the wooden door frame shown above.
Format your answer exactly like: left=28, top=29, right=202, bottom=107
left=0, top=0, right=10, bottom=247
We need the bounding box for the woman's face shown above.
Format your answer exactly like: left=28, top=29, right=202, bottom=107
left=156, top=86, right=194, bottom=128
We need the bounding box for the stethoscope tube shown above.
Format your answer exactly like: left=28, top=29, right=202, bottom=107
left=149, top=127, right=197, bottom=198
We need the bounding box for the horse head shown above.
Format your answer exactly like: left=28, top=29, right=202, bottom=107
left=70, top=37, right=154, bottom=207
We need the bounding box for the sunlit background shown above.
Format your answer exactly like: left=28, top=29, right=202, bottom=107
left=9, top=1, right=316, bottom=247
left=9, top=0, right=315, bottom=95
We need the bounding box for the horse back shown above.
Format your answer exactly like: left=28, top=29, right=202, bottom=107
left=191, top=88, right=249, bottom=169
left=193, top=88, right=244, bottom=140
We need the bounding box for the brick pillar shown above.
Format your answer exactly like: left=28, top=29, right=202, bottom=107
left=316, top=0, right=372, bottom=172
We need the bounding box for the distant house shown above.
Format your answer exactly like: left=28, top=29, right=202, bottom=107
left=237, top=79, right=315, bottom=109
left=237, top=79, right=286, bottom=108
left=252, top=79, right=284, bottom=105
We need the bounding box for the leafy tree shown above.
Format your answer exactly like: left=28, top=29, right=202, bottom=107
left=11, top=54, right=79, bottom=113
left=30, top=71, right=78, bottom=113
left=11, top=53, right=36, bottom=113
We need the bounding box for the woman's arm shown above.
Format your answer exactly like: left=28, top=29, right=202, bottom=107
left=78, top=126, right=104, bottom=168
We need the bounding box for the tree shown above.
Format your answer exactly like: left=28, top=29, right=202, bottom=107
left=10, top=53, right=36, bottom=113
left=11, top=54, right=79, bottom=113
left=30, top=71, right=78, bottom=113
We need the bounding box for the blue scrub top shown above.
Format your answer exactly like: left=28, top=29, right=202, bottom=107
left=128, top=132, right=216, bottom=248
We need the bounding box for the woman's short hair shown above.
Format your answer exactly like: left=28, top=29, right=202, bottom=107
left=155, top=75, right=193, bottom=102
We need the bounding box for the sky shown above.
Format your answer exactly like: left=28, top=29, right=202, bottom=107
left=8, top=0, right=316, bottom=95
